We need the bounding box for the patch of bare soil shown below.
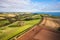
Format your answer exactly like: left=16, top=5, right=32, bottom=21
left=16, top=17, right=60, bottom=40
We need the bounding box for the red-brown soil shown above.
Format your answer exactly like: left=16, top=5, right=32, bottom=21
left=17, top=17, right=60, bottom=40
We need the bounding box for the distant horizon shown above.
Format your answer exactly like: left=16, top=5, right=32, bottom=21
left=0, top=12, right=60, bottom=16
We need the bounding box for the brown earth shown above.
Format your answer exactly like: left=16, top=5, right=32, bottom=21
left=16, top=17, right=60, bottom=40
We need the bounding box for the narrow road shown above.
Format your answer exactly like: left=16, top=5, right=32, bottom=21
left=17, top=17, right=60, bottom=40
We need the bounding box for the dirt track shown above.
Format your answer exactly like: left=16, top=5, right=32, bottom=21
left=17, top=17, right=60, bottom=40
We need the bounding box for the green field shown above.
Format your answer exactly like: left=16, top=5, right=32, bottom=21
left=0, top=19, right=41, bottom=40
left=0, top=20, right=10, bottom=27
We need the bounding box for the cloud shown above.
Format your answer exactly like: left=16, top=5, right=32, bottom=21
left=0, top=0, right=60, bottom=12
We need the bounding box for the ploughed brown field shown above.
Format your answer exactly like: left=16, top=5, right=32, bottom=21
left=17, top=17, right=60, bottom=40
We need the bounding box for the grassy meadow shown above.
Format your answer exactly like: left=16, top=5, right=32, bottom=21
left=0, top=12, right=42, bottom=40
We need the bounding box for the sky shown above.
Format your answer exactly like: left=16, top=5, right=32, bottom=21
left=0, top=0, right=60, bottom=12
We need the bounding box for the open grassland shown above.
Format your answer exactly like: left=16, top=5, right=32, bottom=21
left=0, top=19, right=41, bottom=40
left=0, top=20, right=10, bottom=27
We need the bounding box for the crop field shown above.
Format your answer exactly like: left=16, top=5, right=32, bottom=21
left=0, top=13, right=42, bottom=40
left=0, top=19, right=41, bottom=40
